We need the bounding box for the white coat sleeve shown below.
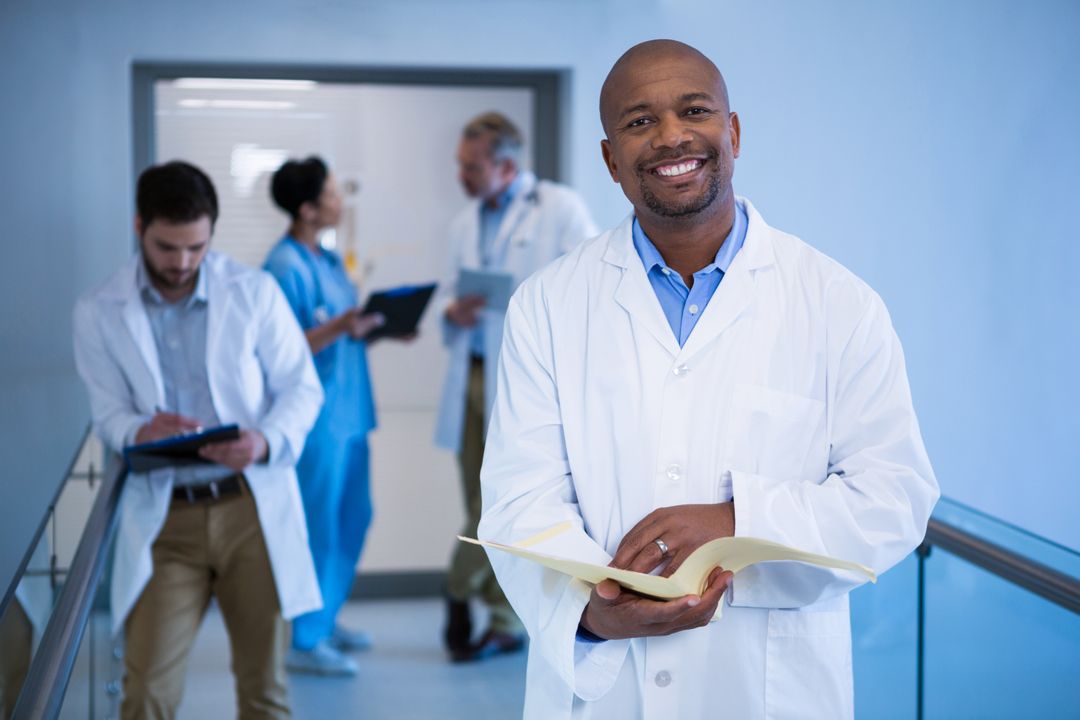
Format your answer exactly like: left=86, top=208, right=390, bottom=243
left=252, top=275, right=324, bottom=467
left=478, top=286, right=630, bottom=700
left=72, top=296, right=149, bottom=453
left=728, top=290, right=940, bottom=609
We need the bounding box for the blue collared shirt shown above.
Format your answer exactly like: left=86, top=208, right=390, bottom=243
left=631, top=201, right=748, bottom=347
left=471, top=173, right=526, bottom=357
left=138, top=261, right=232, bottom=486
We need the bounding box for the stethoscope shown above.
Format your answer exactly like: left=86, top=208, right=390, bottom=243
left=290, top=237, right=343, bottom=326
left=483, top=189, right=540, bottom=267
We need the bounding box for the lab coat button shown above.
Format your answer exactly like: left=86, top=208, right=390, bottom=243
left=666, top=464, right=682, bottom=480
left=672, top=364, right=689, bottom=376
left=655, top=670, right=672, bottom=687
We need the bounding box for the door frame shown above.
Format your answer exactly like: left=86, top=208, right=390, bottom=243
left=132, top=62, right=565, bottom=194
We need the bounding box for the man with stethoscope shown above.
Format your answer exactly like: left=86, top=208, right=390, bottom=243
left=434, top=112, right=599, bottom=662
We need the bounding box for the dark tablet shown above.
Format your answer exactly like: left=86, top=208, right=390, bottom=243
left=361, top=283, right=437, bottom=340
left=124, top=423, right=241, bottom=473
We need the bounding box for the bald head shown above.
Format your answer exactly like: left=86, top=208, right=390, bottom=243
left=597, top=39, right=741, bottom=228
left=600, top=40, right=729, bottom=137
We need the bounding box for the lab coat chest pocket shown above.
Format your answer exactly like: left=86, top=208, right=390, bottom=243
left=723, top=383, right=825, bottom=481
left=765, top=609, right=853, bottom=719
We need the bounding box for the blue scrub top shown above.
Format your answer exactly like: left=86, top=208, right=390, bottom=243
left=264, top=236, right=376, bottom=437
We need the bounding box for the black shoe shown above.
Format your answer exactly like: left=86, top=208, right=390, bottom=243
left=444, top=597, right=472, bottom=654
left=450, top=629, right=526, bottom=663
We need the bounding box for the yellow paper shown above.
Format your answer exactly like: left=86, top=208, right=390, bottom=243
left=459, top=523, right=875, bottom=604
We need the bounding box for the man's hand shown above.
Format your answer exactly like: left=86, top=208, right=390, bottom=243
left=580, top=567, right=732, bottom=640
left=445, top=294, right=486, bottom=328
left=135, top=412, right=202, bottom=444
left=610, top=502, right=736, bottom=578
left=198, top=429, right=268, bottom=472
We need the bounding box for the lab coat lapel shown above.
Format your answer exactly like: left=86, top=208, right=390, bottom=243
left=203, top=258, right=232, bottom=413
left=674, top=259, right=754, bottom=364
left=675, top=203, right=776, bottom=364
left=604, top=216, right=680, bottom=358
left=489, top=173, right=537, bottom=264
left=118, top=261, right=165, bottom=405
left=460, top=205, right=482, bottom=270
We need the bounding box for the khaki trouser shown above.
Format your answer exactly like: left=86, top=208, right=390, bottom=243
left=446, top=358, right=523, bottom=635
left=122, top=485, right=289, bottom=720
left=0, top=599, right=32, bottom=720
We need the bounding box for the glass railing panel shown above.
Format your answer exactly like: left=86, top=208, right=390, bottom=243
left=0, top=375, right=90, bottom=618
left=54, top=531, right=122, bottom=720
left=851, top=551, right=920, bottom=719
left=1, top=431, right=109, bottom=720
left=923, top=548, right=1080, bottom=718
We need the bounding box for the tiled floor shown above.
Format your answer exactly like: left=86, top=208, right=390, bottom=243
left=176, top=598, right=527, bottom=720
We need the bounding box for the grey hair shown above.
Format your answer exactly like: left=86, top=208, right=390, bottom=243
left=462, top=111, right=523, bottom=163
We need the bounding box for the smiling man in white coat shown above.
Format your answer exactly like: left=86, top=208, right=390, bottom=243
left=478, top=40, right=940, bottom=719
left=435, top=112, right=598, bottom=662
left=73, top=161, right=323, bottom=718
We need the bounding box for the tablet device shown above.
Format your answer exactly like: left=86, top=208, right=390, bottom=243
left=458, top=269, right=514, bottom=312
left=124, top=423, right=241, bottom=473
left=361, top=283, right=437, bottom=340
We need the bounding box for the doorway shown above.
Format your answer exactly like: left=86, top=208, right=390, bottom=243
left=132, top=63, right=564, bottom=591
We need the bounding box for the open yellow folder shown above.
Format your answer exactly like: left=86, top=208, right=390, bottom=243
left=459, top=522, right=875, bottom=602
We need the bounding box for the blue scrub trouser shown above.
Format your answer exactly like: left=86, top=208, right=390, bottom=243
left=291, top=430, right=372, bottom=651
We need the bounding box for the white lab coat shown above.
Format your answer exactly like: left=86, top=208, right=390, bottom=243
left=72, top=251, right=324, bottom=634
left=479, top=199, right=939, bottom=719
left=433, top=172, right=598, bottom=451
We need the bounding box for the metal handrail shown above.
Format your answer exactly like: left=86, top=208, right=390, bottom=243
left=922, top=517, right=1080, bottom=615
left=11, top=454, right=127, bottom=720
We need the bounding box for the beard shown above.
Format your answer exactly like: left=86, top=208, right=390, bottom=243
left=145, top=261, right=196, bottom=291
left=637, top=148, right=723, bottom=218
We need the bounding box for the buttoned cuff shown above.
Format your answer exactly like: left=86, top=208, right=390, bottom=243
left=122, top=415, right=151, bottom=449
left=726, top=469, right=862, bottom=609
left=258, top=426, right=287, bottom=466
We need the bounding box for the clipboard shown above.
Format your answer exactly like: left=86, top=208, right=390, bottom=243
left=361, top=283, right=437, bottom=340
left=124, top=423, right=240, bottom=473
left=457, top=269, right=514, bottom=312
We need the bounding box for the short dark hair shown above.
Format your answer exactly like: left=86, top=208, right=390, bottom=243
left=271, top=156, right=329, bottom=220
left=136, top=161, right=219, bottom=228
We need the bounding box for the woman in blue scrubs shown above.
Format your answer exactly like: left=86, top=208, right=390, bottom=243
left=264, top=157, right=384, bottom=677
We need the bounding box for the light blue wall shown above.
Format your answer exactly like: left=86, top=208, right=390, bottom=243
left=1, top=0, right=1077, bottom=556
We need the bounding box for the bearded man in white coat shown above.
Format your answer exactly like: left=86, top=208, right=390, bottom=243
left=478, top=40, right=939, bottom=719
left=436, top=112, right=598, bottom=661
left=73, top=161, right=323, bottom=719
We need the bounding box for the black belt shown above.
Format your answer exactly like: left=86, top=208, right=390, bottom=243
left=469, top=354, right=484, bottom=368
left=172, top=474, right=244, bottom=504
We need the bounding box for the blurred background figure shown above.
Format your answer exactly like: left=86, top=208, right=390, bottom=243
left=434, top=112, right=598, bottom=662
left=73, top=161, right=323, bottom=718
left=264, top=157, right=389, bottom=677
